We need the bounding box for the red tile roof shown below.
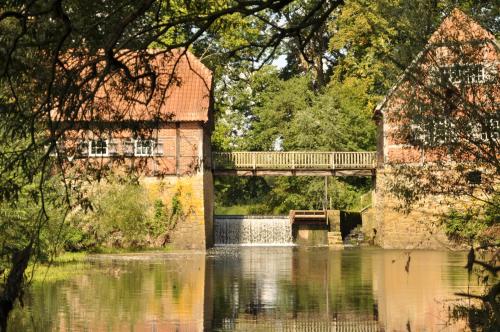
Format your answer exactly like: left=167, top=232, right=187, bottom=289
left=58, top=49, right=212, bottom=124
left=428, top=8, right=496, bottom=44
left=148, top=49, right=213, bottom=122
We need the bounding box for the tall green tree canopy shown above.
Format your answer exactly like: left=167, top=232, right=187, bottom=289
left=213, top=0, right=498, bottom=214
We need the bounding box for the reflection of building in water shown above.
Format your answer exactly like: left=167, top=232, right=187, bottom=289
left=207, top=248, right=471, bottom=332
left=371, top=251, right=468, bottom=332
left=13, top=249, right=471, bottom=331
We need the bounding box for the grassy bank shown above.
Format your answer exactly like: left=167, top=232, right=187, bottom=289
left=30, top=252, right=90, bottom=282
left=30, top=246, right=176, bottom=283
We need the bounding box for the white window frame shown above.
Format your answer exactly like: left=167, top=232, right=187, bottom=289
left=134, top=139, right=156, bottom=157
left=439, top=64, right=486, bottom=85
left=429, top=118, right=456, bottom=145
left=89, top=139, right=109, bottom=157
left=412, top=117, right=456, bottom=146
left=479, top=118, right=499, bottom=141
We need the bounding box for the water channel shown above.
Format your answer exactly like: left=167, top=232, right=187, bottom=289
left=9, top=247, right=477, bottom=331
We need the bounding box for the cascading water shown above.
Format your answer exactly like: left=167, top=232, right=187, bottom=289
left=214, top=215, right=293, bottom=246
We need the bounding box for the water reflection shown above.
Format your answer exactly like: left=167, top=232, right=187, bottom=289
left=9, top=248, right=472, bottom=331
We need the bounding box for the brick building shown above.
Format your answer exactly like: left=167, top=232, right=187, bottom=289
left=371, top=9, right=499, bottom=248
left=54, top=49, right=215, bottom=249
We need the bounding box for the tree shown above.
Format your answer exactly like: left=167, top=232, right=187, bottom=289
left=0, top=1, right=346, bottom=329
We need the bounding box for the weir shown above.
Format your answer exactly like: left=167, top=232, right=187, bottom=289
left=214, top=215, right=293, bottom=246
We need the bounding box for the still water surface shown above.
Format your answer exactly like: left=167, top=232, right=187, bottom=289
left=10, top=247, right=476, bottom=331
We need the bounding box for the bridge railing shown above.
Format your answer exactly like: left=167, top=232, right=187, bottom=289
left=213, top=151, right=376, bottom=170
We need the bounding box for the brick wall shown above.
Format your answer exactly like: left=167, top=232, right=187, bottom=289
left=371, top=10, right=499, bottom=249
left=178, top=122, right=203, bottom=175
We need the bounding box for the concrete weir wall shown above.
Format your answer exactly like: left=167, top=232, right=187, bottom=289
left=294, top=224, right=328, bottom=246
left=142, top=172, right=213, bottom=250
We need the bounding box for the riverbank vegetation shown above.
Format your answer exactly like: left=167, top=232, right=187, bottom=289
left=63, top=178, right=184, bottom=251
left=0, top=0, right=498, bottom=330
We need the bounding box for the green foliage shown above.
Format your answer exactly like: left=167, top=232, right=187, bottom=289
left=444, top=209, right=488, bottom=242
left=266, top=177, right=368, bottom=214
left=154, top=199, right=165, bottom=222
left=483, top=195, right=500, bottom=227
left=215, top=176, right=271, bottom=207
left=0, top=176, right=69, bottom=264
left=245, top=70, right=315, bottom=150
left=444, top=194, right=500, bottom=243
left=96, top=182, right=150, bottom=246
left=289, top=78, right=376, bottom=151
left=65, top=180, right=184, bottom=250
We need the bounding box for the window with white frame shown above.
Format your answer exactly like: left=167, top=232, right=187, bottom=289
left=134, top=139, right=156, bottom=156
left=439, top=64, right=486, bottom=85
left=430, top=118, right=456, bottom=144
left=413, top=117, right=456, bottom=146
left=89, top=139, right=108, bottom=156
left=479, top=117, right=499, bottom=141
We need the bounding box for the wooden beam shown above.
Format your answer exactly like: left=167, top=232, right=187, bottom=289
left=213, top=169, right=375, bottom=177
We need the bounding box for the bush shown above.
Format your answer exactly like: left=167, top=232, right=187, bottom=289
left=444, top=193, right=499, bottom=243
left=64, top=179, right=184, bottom=250
left=0, top=177, right=69, bottom=263
left=95, top=182, right=150, bottom=247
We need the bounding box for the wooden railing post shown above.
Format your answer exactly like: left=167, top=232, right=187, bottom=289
left=252, top=152, right=256, bottom=170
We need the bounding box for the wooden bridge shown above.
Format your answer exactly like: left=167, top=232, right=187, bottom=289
left=289, top=210, right=327, bottom=225
left=212, top=151, right=377, bottom=176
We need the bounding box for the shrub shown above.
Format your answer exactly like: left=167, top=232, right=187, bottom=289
left=95, top=182, right=151, bottom=247
left=64, top=180, right=185, bottom=250
left=444, top=193, right=499, bottom=243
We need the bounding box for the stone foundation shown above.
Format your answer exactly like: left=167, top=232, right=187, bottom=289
left=361, top=208, right=377, bottom=245
left=142, top=171, right=213, bottom=250
left=372, top=170, right=453, bottom=249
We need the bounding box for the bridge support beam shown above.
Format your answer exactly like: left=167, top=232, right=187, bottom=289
left=214, top=169, right=375, bottom=177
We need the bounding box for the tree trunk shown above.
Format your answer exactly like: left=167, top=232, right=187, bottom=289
left=0, top=244, right=32, bottom=332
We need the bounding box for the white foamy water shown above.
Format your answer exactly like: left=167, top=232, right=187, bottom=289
left=214, top=215, right=293, bottom=245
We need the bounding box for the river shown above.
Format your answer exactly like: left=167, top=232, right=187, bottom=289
left=9, top=247, right=477, bottom=331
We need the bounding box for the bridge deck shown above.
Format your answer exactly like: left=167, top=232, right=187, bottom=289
left=289, top=210, right=328, bottom=225
left=212, top=151, right=377, bottom=176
